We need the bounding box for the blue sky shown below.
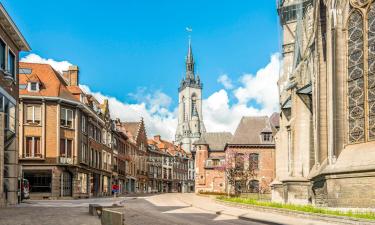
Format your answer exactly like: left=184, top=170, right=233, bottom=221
left=4, top=0, right=281, bottom=138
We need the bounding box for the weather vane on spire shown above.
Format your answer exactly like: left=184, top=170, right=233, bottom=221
left=186, top=27, right=192, bottom=41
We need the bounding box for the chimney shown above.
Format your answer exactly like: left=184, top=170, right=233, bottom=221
left=154, top=135, right=161, bottom=142
left=68, top=65, right=79, bottom=86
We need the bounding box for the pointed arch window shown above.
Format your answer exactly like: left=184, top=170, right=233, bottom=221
left=368, top=3, right=375, bottom=140
left=191, top=94, right=197, bottom=115
left=182, top=96, right=187, bottom=122
left=348, top=9, right=365, bottom=143
left=347, top=1, right=375, bottom=143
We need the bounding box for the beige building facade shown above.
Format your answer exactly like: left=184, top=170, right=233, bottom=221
left=273, top=0, right=375, bottom=207
left=19, top=63, right=114, bottom=199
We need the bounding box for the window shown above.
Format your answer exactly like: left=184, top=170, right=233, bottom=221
left=8, top=50, right=15, bottom=78
left=60, top=139, right=72, bottom=157
left=60, top=108, right=73, bottom=128
left=191, top=94, right=197, bottom=115
left=81, top=142, right=87, bottom=163
left=212, top=159, right=220, bottom=166
left=107, top=153, right=111, bottom=169
left=28, top=82, right=39, bottom=92
left=0, top=39, right=5, bottom=70
left=4, top=99, right=16, bottom=136
left=248, top=180, right=259, bottom=193
left=81, top=115, right=86, bottom=133
left=235, top=153, right=244, bottom=170
left=24, top=171, right=52, bottom=193
left=103, top=151, right=107, bottom=170
left=91, top=149, right=95, bottom=167
left=262, top=133, right=272, bottom=142
left=19, top=68, right=32, bottom=74
left=77, top=173, right=88, bottom=194
left=24, top=137, right=41, bottom=158
left=249, top=153, right=259, bottom=170
left=346, top=3, right=375, bottom=143
left=26, top=105, right=41, bottom=124
left=103, top=176, right=109, bottom=193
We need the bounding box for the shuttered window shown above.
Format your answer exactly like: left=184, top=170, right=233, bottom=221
left=60, top=139, right=72, bottom=157
left=60, top=108, right=74, bottom=128
left=26, top=105, right=41, bottom=124
left=24, top=137, right=41, bottom=158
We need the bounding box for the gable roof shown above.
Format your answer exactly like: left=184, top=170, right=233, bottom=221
left=19, top=62, right=77, bottom=102
left=194, top=132, right=233, bottom=151
left=149, top=135, right=188, bottom=157
left=269, top=112, right=280, bottom=129
left=121, top=122, right=141, bottom=141
left=230, top=116, right=275, bottom=145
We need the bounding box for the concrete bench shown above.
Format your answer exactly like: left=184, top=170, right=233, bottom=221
left=89, top=204, right=103, bottom=216
left=101, top=209, right=124, bottom=225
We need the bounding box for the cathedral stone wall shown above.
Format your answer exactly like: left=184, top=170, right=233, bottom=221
left=273, top=0, right=375, bottom=208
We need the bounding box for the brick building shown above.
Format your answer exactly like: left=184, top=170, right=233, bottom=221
left=147, top=139, right=166, bottom=193
left=226, top=116, right=277, bottom=194
left=193, top=132, right=233, bottom=193
left=111, top=126, right=129, bottom=194
left=18, top=63, right=114, bottom=199
left=115, top=120, right=137, bottom=193
left=0, top=3, right=30, bottom=206
left=117, top=120, right=148, bottom=193
left=149, top=135, right=191, bottom=193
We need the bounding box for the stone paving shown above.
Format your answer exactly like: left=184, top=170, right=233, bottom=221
left=0, top=206, right=100, bottom=225
left=0, top=194, right=346, bottom=225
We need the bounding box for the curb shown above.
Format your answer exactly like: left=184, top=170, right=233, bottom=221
left=215, top=200, right=375, bottom=225
left=178, top=197, right=285, bottom=225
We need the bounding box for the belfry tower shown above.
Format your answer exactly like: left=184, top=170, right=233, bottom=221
left=175, top=39, right=206, bottom=152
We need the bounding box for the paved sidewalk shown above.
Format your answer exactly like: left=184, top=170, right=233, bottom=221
left=20, top=196, right=126, bottom=207
left=176, top=193, right=338, bottom=225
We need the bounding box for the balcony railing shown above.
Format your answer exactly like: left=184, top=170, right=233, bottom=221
left=22, top=153, right=43, bottom=159
left=59, top=157, right=73, bottom=164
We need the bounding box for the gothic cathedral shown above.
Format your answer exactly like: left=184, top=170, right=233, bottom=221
left=175, top=40, right=206, bottom=152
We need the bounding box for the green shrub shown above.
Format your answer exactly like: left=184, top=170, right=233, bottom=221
left=198, top=191, right=236, bottom=197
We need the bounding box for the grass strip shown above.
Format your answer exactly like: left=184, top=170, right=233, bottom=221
left=217, top=196, right=375, bottom=220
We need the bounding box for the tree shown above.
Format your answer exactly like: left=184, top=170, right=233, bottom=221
left=218, top=149, right=267, bottom=197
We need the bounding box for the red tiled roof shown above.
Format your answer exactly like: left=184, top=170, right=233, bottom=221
left=19, top=62, right=77, bottom=102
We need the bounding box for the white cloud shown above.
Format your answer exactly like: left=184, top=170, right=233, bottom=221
left=217, top=74, right=234, bottom=89
left=25, top=53, right=281, bottom=142
left=81, top=53, right=281, bottom=139
left=20, top=53, right=72, bottom=73
left=203, top=53, right=281, bottom=133
left=234, top=53, right=281, bottom=114
left=80, top=85, right=177, bottom=140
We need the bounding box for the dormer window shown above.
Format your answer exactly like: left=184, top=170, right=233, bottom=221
left=28, top=82, right=39, bottom=92
left=262, top=132, right=272, bottom=142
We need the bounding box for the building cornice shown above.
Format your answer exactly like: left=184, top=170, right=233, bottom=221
left=0, top=3, right=31, bottom=51
left=19, top=95, right=106, bottom=125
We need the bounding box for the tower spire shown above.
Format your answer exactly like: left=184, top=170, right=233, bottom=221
left=186, top=37, right=195, bottom=80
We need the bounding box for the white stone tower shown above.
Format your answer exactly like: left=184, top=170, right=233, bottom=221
left=175, top=39, right=206, bottom=152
